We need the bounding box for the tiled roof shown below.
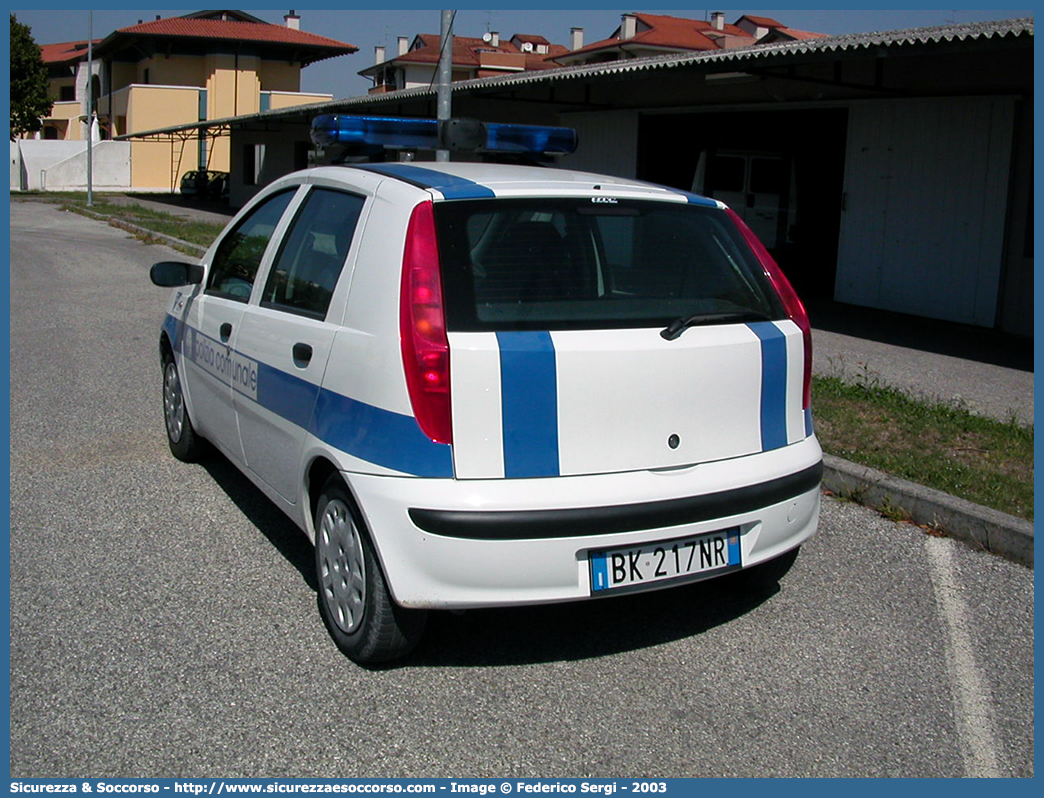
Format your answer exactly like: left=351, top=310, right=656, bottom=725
left=511, top=34, right=552, bottom=46
left=111, top=16, right=356, bottom=52
left=739, top=15, right=784, bottom=28
left=383, top=33, right=562, bottom=69
left=558, top=13, right=757, bottom=59
left=40, top=40, right=99, bottom=64
left=763, top=27, right=831, bottom=42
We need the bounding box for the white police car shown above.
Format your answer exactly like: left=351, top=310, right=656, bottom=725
left=151, top=116, right=821, bottom=663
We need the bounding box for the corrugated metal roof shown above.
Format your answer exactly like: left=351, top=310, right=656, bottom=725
left=443, top=16, right=1033, bottom=92
left=116, top=17, right=1032, bottom=141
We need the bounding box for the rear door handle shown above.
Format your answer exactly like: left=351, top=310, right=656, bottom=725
left=219, top=322, right=233, bottom=342
left=292, top=343, right=313, bottom=367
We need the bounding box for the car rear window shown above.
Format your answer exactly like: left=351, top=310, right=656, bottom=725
left=435, top=198, right=785, bottom=332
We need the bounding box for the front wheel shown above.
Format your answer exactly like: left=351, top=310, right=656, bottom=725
left=162, top=349, right=206, bottom=462
left=314, top=476, right=426, bottom=664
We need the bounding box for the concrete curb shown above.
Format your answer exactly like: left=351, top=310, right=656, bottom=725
left=70, top=206, right=208, bottom=256
left=54, top=203, right=1035, bottom=569
left=822, top=453, right=1033, bottom=567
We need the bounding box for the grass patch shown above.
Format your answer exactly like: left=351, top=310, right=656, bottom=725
left=812, top=375, right=1034, bottom=520
left=58, top=197, right=227, bottom=249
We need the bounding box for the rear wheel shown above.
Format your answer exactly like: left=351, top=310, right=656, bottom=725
left=162, top=349, right=205, bottom=462
left=314, top=476, right=426, bottom=664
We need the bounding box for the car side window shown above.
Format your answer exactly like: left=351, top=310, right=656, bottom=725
left=206, top=189, right=295, bottom=301
left=261, top=188, right=365, bottom=319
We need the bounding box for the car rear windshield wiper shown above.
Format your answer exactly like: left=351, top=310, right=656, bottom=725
left=660, top=311, right=772, bottom=341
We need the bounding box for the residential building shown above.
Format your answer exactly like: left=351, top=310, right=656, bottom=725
left=358, top=13, right=824, bottom=93
left=360, top=30, right=567, bottom=93
left=553, top=12, right=825, bottom=65
left=27, top=10, right=356, bottom=191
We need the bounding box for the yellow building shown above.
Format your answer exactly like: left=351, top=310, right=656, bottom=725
left=36, top=10, right=356, bottom=191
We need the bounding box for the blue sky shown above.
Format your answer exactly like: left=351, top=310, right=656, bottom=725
left=11, top=7, right=1034, bottom=99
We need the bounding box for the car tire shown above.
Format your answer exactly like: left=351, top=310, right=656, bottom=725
left=731, top=546, right=800, bottom=592
left=314, top=476, right=426, bottom=664
left=162, top=349, right=206, bottom=462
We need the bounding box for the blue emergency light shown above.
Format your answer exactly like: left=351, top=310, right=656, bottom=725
left=310, top=115, right=578, bottom=156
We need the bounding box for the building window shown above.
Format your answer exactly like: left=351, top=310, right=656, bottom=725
left=59, top=85, right=75, bottom=102
left=143, top=68, right=149, bottom=85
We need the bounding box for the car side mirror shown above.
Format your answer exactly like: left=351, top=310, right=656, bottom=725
left=150, top=261, right=204, bottom=287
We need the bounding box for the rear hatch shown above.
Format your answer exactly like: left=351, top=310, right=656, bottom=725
left=435, top=195, right=810, bottom=480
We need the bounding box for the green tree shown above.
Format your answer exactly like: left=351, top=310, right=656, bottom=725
left=10, top=13, right=54, bottom=140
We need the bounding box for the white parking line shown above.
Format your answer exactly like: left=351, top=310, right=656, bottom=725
left=924, top=535, right=1004, bottom=777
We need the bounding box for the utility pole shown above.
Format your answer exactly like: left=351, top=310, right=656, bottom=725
left=86, top=10, right=93, bottom=206
left=435, top=10, right=453, bottom=162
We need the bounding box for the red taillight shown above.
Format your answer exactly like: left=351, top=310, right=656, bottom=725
left=400, top=200, right=452, bottom=444
left=727, top=208, right=812, bottom=410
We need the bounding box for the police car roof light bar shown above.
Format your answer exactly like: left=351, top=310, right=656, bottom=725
left=311, top=115, right=437, bottom=150
left=311, top=115, right=577, bottom=156
left=483, top=122, right=577, bottom=155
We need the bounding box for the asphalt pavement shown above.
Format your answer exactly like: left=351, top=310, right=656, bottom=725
left=7, top=201, right=1034, bottom=778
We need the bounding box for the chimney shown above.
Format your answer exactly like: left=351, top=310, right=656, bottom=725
left=375, top=45, right=385, bottom=65
left=711, top=11, right=725, bottom=31
left=155, top=15, right=161, bottom=21
left=397, top=36, right=409, bottom=56
left=490, top=31, right=500, bottom=47
left=620, top=14, right=637, bottom=40
left=284, top=10, right=300, bottom=30
left=570, top=27, right=584, bottom=50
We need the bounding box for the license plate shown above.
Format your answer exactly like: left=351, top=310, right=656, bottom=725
left=589, top=528, right=741, bottom=594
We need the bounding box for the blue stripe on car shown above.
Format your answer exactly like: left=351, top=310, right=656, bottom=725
left=678, top=191, right=722, bottom=208
left=358, top=163, right=497, bottom=200
left=257, top=361, right=320, bottom=431
left=747, top=322, right=789, bottom=451
left=310, top=388, right=453, bottom=478
left=168, top=316, right=452, bottom=478
left=162, top=313, right=181, bottom=348
left=496, top=331, right=560, bottom=479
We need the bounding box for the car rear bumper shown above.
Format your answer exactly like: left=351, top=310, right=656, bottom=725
left=347, top=435, right=823, bottom=609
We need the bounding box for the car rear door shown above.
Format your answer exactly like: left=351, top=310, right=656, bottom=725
left=232, top=184, right=369, bottom=502
left=181, top=187, right=298, bottom=461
